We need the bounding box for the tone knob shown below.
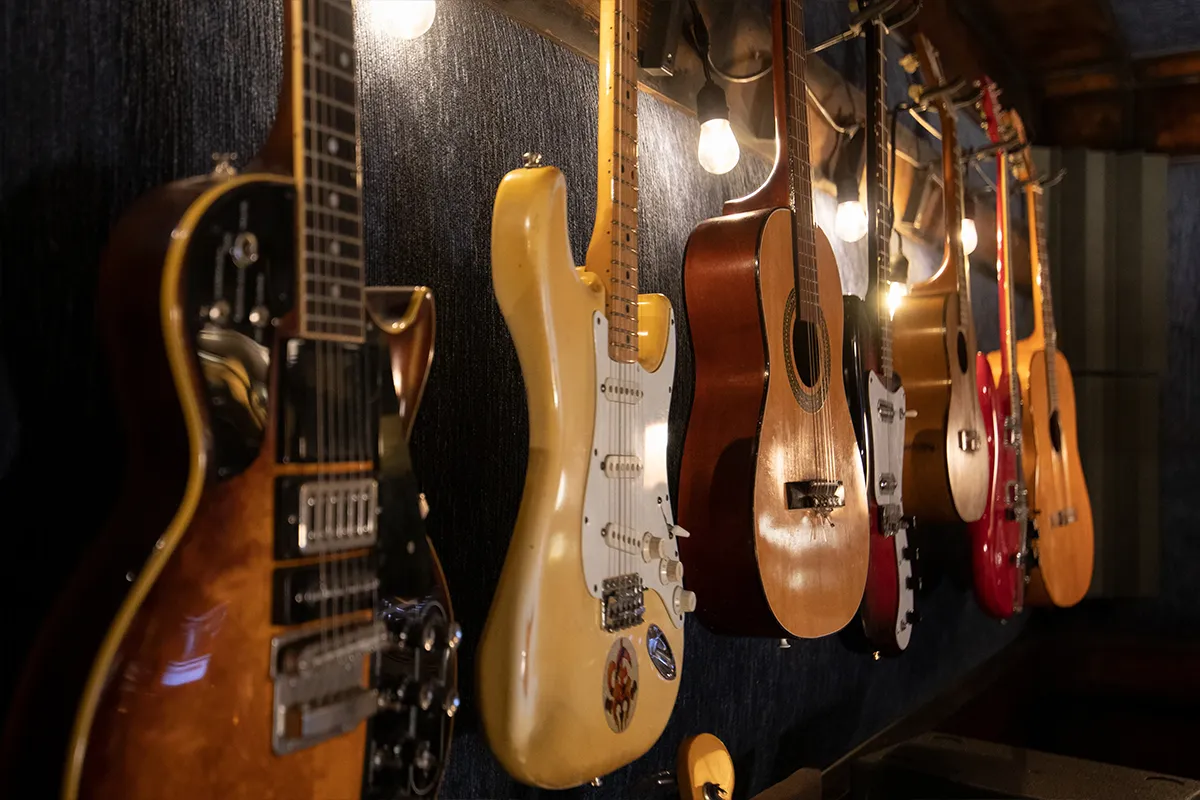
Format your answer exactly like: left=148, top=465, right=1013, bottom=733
left=248, top=304, right=270, bottom=328
left=660, top=558, right=684, bottom=584
left=231, top=231, right=259, bottom=268
left=642, top=534, right=666, bottom=562
left=673, top=586, right=697, bottom=615
left=207, top=299, right=231, bottom=326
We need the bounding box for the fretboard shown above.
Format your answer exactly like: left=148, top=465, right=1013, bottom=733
left=592, top=0, right=640, bottom=364
left=299, top=0, right=365, bottom=343
left=949, top=142, right=971, bottom=328
left=996, top=152, right=1021, bottom=412
left=784, top=0, right=820, bottom=321
left=864, top=8, right=892, bottom=380
left=1032, top=188, right=1059, bottom=407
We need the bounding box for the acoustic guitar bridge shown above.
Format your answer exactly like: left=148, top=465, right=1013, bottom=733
left=785, top=480, right=846, bottom=511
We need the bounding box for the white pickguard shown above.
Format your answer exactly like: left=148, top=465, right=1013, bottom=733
left=581, top=310, right=686, bottom=630
left=867, top=372, right=914, bottom=650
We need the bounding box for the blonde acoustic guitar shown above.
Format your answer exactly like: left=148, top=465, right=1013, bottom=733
left=478, top=0, right=693, bottom=788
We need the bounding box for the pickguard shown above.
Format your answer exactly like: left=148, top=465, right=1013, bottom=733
left=867, top=373, right=913, bottom=649
left=580, top=310, right=685, bottom=630
left=893, top=526, right=914, bottom=650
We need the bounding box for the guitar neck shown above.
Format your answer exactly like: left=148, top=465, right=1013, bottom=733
left=290, top=0, right=366, bottom=343
left=1029, top=184, right=1060, bottom=407
left=942, top=112, right=972, bottom=327
left=995, top=147, right=1020, bottom=413
left=864, top=8, right=892, bottom=380
left=587, top=0, right=641, bottom=364
left=782, top=0, right=820, bottom=321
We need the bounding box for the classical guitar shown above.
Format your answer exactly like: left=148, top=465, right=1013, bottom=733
left=997, top=120, right=1095, bottom=607
left=677, top=0, right=869, bottom=639
left=0, top=1, right=460, bottom=797
left=970, top=80, right=1028, bottom=619
left=891, top=33, right=989, bottom=525
left=843, top=1, right=915, bottom=655
left=480, top=0, right=691, bottom=788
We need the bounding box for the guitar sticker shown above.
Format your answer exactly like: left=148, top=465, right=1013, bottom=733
left=603, top=637, right=639, bottom=733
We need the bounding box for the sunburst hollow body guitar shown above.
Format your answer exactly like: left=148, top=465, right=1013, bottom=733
left=891, top=33, right=989, bottom=525
left=989, top=119, right=1095, bottom=607
left=478, top=0, right=692, bottom=788
left=677, top=0, right=869, bottom=639
left=0, top=1, right=460, bottom=797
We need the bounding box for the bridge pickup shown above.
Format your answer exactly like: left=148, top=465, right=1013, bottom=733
left=275, top=474, right=379, bottom=559
left=785, top=479, right=845, bottom=511
left=601, top=574, right=645, bottom=632
left=877, top=399, right=895, bottom=423
left=602, top=455, right=643, bottom=478
left=272, top=555, right=379, bottom=625
left=270, top=622, right=384, bottom=755
left=878, top=473, right=898, bottom=497
left=601, top=379, right=643, bottom=404
left=958, top=429, right=982, bottom=452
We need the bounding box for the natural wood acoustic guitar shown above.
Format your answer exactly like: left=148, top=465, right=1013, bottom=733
left=479, top=0, right=692, bottom=788
left=989, top=115, right=1095, bottom=607
left=0, top=1, right=460, bottom=797
left=890, top=33, right=990, bottom=525
left=677, top=0, right=869, bottom=639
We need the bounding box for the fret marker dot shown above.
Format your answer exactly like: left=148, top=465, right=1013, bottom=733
left=339, top=52, right=350, bottom=69
left=312, top=38, right=323, bottom=55
left=330, top=241, right=341, bottom=256
left=328, top=137, right=339, bottom=155
left=329, top=192, right=340, bottom=209
left=332, top=285, right=341, bottom=298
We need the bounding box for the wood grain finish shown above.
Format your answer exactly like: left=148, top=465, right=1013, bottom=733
left=479, top=164, right=681, bottom=789
left=368, top=286, right=436, bottom=441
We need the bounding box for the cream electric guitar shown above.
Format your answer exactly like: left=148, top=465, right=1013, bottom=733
left=478, top=0, right=692, bottom=789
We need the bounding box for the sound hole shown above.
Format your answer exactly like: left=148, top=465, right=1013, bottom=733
left=956, top=331, right=969, bottom=373
left=1049, top=410, right=1063, bottom=453
left=791, top=318, right=823, bottom=390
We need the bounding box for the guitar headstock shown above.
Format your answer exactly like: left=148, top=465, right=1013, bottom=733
left=980, top=78, right=1034, bottom=182
left=677, top=734, right=735, bottom=800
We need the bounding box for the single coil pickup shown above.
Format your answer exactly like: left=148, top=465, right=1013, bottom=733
left=274, top=473, right=379, bottom=560
left=876, top=399, right=896, bottom=423
left=601, top=523, right=642, bottom=555
left=785, top=479, right=846, bottom=511
left=601, top=378, right=643, bottom=404
left=602, top=455, right=643, bottom=478
left=272, top=555, right=379, bottom=625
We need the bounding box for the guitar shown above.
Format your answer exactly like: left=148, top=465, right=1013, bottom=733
left=0, top=1, right=460, bottom=797
left=479, top=0, right=691, bottom=788
left=891, top=33, right=990, bottom=525
left=971, top=80, right=1028, bottom=619
left=677, top=0, right=869, bottom=639
left=843, top=1, right=915, bottom=655
left=996, top=118, right=1095, bottom=607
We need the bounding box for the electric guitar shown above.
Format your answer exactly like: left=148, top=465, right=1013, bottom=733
left=843, top=1, right=915, bottom=656
left=971, top=80, right=1028, bottom=619
left=995, top=117, right=1095, bottom=607
left=0, top=1, right=460, bottom=797
left=479, top=0, right=691, bottom=788
left=891, top=33, right=990, bottom=525
left=677, top=0, right=869, bottom=639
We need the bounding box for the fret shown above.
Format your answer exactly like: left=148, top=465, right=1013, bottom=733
left=303, top=21, right=353, bottom=51
left=310, top=0, right=354, bottom=42
left=306, top=274, right=364, bottom=291
left=303, top=90, right=357, bottom=116
left=306, top=294, right=364, bottom=310
left=303, top=68, right=357, bottom=111
left=306, top=175, right=360, bottom=198
left=305, top=203, right=362, bottom=224
left=305, top=257, right=363, bottom=284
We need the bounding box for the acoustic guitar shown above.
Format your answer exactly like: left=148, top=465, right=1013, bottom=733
left=970, top=80, right=1028, bottom=619
left=843, top=1, right=915, bottom=656
left=992, top=118, right=1095, bottom=607
left=677, top=0, right=869, bottom=639
left=479, top=0, right=692, bottom=788
left=891, top=33, right=990, bottom=525
left=0, top=1, right=460, bottom=797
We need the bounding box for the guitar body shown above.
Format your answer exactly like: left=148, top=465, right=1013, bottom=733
left=971, top=352, right=1025, bottom=618
left=892, top=287, right=989, bottom=524
left=842, top=296, right=913, bottom=654
left=679, top=207, right=869, bottom=639
left=479, top=164, right=683, bottom=789
left=0, top=175, right=456, bottom=800
left=1014, top=345, right=1094, bottom=607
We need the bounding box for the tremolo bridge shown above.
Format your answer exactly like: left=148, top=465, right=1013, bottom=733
left=786, top=479, right=846, bottom=512
left=601, top=574, right=646, bottom=632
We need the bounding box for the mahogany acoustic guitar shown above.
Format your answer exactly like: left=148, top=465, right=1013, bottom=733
left=995, top=117, right=1095, bottom=607
left=970, top=80, right=1029, bottom=619
left=0, top=1, right=460, bottom=797
left=890, top=33, right=990, bottom=525
left=678, top=0, right=869, bottom=639
left=842, top=1, right=917, bottom=656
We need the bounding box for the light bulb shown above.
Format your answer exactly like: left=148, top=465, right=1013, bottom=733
left=698, top=118, right=740, bottom=175
left=835, top=200, right=868, bottom=243
left=370, top=0, right=437, bottom=40
left=887, top=280, right=909, bottom=320
left=960, top=218, right=978, bottom=256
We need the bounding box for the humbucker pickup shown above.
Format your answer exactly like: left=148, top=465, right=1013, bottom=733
left=785, top=479, right=846, bottom=511
left=274, top=473, right=379, bottom=559
left=272, top=555, right=379, bottom=625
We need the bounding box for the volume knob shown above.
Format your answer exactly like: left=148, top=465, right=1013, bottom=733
left=642, top=534, right=666, bottom=562
left=673, top=586, right=697, bottom=615
left=660, top=559, right=684, bottom=584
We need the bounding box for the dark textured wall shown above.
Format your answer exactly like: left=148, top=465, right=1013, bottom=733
left=0, top=1, right=1024, bottom=798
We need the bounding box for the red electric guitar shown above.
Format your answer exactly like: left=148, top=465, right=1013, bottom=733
left=969, top=79, right=1028, bottom=618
